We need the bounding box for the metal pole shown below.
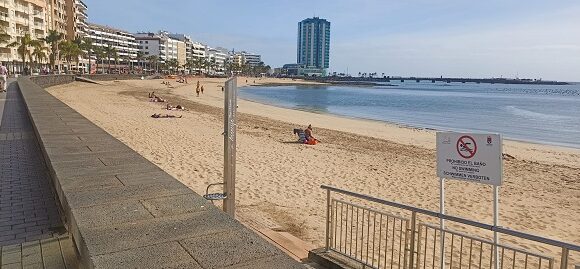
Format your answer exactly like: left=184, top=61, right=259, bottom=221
left=223, top=77, right=237, bottom=217
left=560, top=248, right=569, bottom=269
left=493, top=186, right=500, bottom=269
left=440, top=178, right=446, bottom=269
left=408, top=211, right=417, bottom=269
left=325, top=189, right=331, bottom=251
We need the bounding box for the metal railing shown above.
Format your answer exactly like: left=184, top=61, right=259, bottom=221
left=323, top=185, right=579, bottom=269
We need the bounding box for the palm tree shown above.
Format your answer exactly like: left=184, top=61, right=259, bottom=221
left=31, top=44, right=48, bottom=72
left=93, top=46, right=105, bottom=74
left=77, top=37, right=93, bottom=74
left=59, top=40, right=82, bottom=73
left=135, top=51, right=145, bottom=73
left=166, top=58, right=179, bottom=74
left=41, top=30, right=64, bottom=73
left=103, top=45, right=116, bottom=73
left=9, top=33, right=42, bottom=74
left=146, top=55, right=158, bottom=74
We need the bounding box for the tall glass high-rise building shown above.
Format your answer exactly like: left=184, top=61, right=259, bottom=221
left=297, top=17, right=331, bottom=69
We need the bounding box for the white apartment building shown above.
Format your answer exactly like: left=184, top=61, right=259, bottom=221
left=135, top=32, right=183, bottom=64
left=0, top=0, right=49, bottom=69
left=232, top=51, right=261, bottom=67
left=205, top=46, right=228, bottom=74
left=191, top=41, right=204, bottom=59
left=86, top=22, right=138, bottom=73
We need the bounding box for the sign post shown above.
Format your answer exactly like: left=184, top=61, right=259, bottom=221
left=223, top=77, right=237, bottom=217
left=436, top=132, right=503, bottom=269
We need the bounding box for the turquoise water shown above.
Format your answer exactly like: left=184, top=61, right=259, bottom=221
left=239, top=82, right=580, bottom=148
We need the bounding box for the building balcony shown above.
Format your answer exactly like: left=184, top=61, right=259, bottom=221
left=77, top=0, right=88, bottom=10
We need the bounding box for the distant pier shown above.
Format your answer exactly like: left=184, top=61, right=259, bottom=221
left=310, top=76, right=570, bottom=85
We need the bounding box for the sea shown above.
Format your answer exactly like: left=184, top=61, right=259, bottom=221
left=239, top=81, right=580, bottom=149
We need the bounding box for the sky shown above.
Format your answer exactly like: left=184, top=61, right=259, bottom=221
left=85, top=0, right=580, bottom=81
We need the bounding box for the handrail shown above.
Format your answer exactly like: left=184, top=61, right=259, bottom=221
left=321, top=185, right=580, bottom=252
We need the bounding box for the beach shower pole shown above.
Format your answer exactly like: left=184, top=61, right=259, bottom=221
left=223, top=77, right=237, bottom=217
left=440, top=178, right=446, bottom=269
left=493, top=185, right=500, bottom=269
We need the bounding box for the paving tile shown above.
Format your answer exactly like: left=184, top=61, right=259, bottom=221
left=91, top=242, right=202, bottom=269
left=179, top=229, right=284, bottom=269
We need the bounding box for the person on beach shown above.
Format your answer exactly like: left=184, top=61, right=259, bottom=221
left=0, top=62, right=8, bottom=92
left=304, top=124, right=318, bottom=144
left=196, top=81, right=200, bottom=97
left=148, top=92, right=156, bottom=98
left=201, top=86, right=204, bottom=94
left=221, top=86, right=224, bottom=92
left=151, top=113, right=182, bottom=118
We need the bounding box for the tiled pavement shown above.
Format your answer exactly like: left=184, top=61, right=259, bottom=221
left=0, top=235, right=78, bottom=268
left=0, top=81, right=66, bottom=247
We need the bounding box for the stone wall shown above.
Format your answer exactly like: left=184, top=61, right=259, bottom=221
left=28, top=74, right=145, bottom=88
left=80, top=74, right=144, bottom=81
left=29, top=75, right=76, bottom=88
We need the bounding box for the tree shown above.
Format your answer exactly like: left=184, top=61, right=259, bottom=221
left=77, top=37, right=93, bottom=74
left=166, top=58, right=179, bottom=74
left=59, top=40, right=82, bottom=73
left=135, top=51, right=145, bottom=73
left=9, top=33, right=42, bottom=74
left=93, top=46, right=105, bottom=74
left=146, top=55, right=159, bottom=74
left=31, top=43, right=48, bottom=72
left=103, top=45, right=117, bottom=73
left=41, top=30, right=64, bottom=73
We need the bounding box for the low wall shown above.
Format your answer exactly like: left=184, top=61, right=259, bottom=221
left=80, top=74, right=144, bottom=81
left=29, top=75, right=76, bottom=88
left=17, top=76, right=303, bottom=269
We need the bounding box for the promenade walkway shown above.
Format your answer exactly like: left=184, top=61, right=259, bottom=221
left=0, top=81, right=64, bottom=246
left=0, top=81, right=77, bottom=268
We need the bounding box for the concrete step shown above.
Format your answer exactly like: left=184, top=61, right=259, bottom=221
left=308, top=248, right=364, bottom=269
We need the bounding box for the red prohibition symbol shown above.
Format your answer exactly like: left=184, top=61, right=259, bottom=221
left=457, top=135, right=477, bottom=159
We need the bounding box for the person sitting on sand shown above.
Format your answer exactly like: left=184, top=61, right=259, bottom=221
left=148, top=92, right=156, bottom=98
left=151, top=96, right=165, bottom=102
left=175, top=105, right=186, bottom=110
left=151, top=113, right=182, bottom=118
left=304, top=124, right=318, bottom=144
left=166, top=104, right=174, bottom=110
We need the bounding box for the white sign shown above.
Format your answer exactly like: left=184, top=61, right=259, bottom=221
left=436, top=132, right=503, bottom=186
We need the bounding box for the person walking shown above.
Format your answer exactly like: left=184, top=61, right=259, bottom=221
left=0, top=62, right=8, bottom=93
left=201, top=86, right=204, bottom=94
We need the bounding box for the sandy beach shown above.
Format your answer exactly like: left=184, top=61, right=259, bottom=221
left=46, top=77, right=580, bottom=255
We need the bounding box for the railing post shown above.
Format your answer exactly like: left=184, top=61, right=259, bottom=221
left=325, top=188, right=331, bottom=251
left=408, top=211, right=417, bottom=269
left=560, top=248, right=569, bottom=269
